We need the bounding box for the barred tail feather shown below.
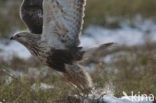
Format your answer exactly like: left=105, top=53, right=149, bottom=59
left=83, top=42, right=114, bottom=59
left=63, top=63, right=93, bottom=93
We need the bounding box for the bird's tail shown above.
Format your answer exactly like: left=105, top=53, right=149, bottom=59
left=63, top=63, right=93, bottom=94
left=82, top=42, right=114, bottom=59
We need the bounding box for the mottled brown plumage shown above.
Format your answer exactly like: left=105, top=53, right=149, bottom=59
left=47, top=47, right=84, bottom=72
left=20, top=0, right=43, bottom=34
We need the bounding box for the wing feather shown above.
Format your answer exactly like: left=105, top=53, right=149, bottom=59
left=42, top=0, right=86, bottom=49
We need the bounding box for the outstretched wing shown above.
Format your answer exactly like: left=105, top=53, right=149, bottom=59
left=42, top=0, right=86, bottom=49
left=20, top=0, right=43, bottom=34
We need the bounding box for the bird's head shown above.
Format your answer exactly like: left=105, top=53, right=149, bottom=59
left=10, top=31, right=41, bottom=47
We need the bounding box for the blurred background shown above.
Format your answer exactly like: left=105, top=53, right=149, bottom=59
left=0, top=0, right=156, bottom=102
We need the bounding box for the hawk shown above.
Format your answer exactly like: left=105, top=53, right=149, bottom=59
left=10, top=0, right=113, bottom=93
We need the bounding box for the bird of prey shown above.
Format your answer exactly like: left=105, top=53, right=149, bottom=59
left=11, top=0, right=113, bottom=93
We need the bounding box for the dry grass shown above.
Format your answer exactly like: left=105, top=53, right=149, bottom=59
left=0, top=42, right=156, bottom=102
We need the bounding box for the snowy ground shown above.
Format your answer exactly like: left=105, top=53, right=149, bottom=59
left=101, top=96, right=153, bottom=103
left=0, top=40, right=31, bottom=60
left=0, top=19, right=156, bottom=59
left=80, top=19, right=156, bottom=47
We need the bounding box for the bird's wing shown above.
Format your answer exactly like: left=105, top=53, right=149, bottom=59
left=20, top=0, right=43, bottom=34
left=42, top=0, right=86, bottom=49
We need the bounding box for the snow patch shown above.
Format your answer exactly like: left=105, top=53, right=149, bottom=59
left=0, top=19, right=156, bottom=59
left=0, top=40, right=31, bottom=60
left=31, top=83, right=54, bottom=91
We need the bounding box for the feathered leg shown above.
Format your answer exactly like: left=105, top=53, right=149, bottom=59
left=63, top=63, right=93, bottom=94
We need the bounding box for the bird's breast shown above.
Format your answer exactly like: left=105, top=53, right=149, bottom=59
left=46, top=49, right=73, bottom=72
left=46, top=47, right=84, bottom=73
